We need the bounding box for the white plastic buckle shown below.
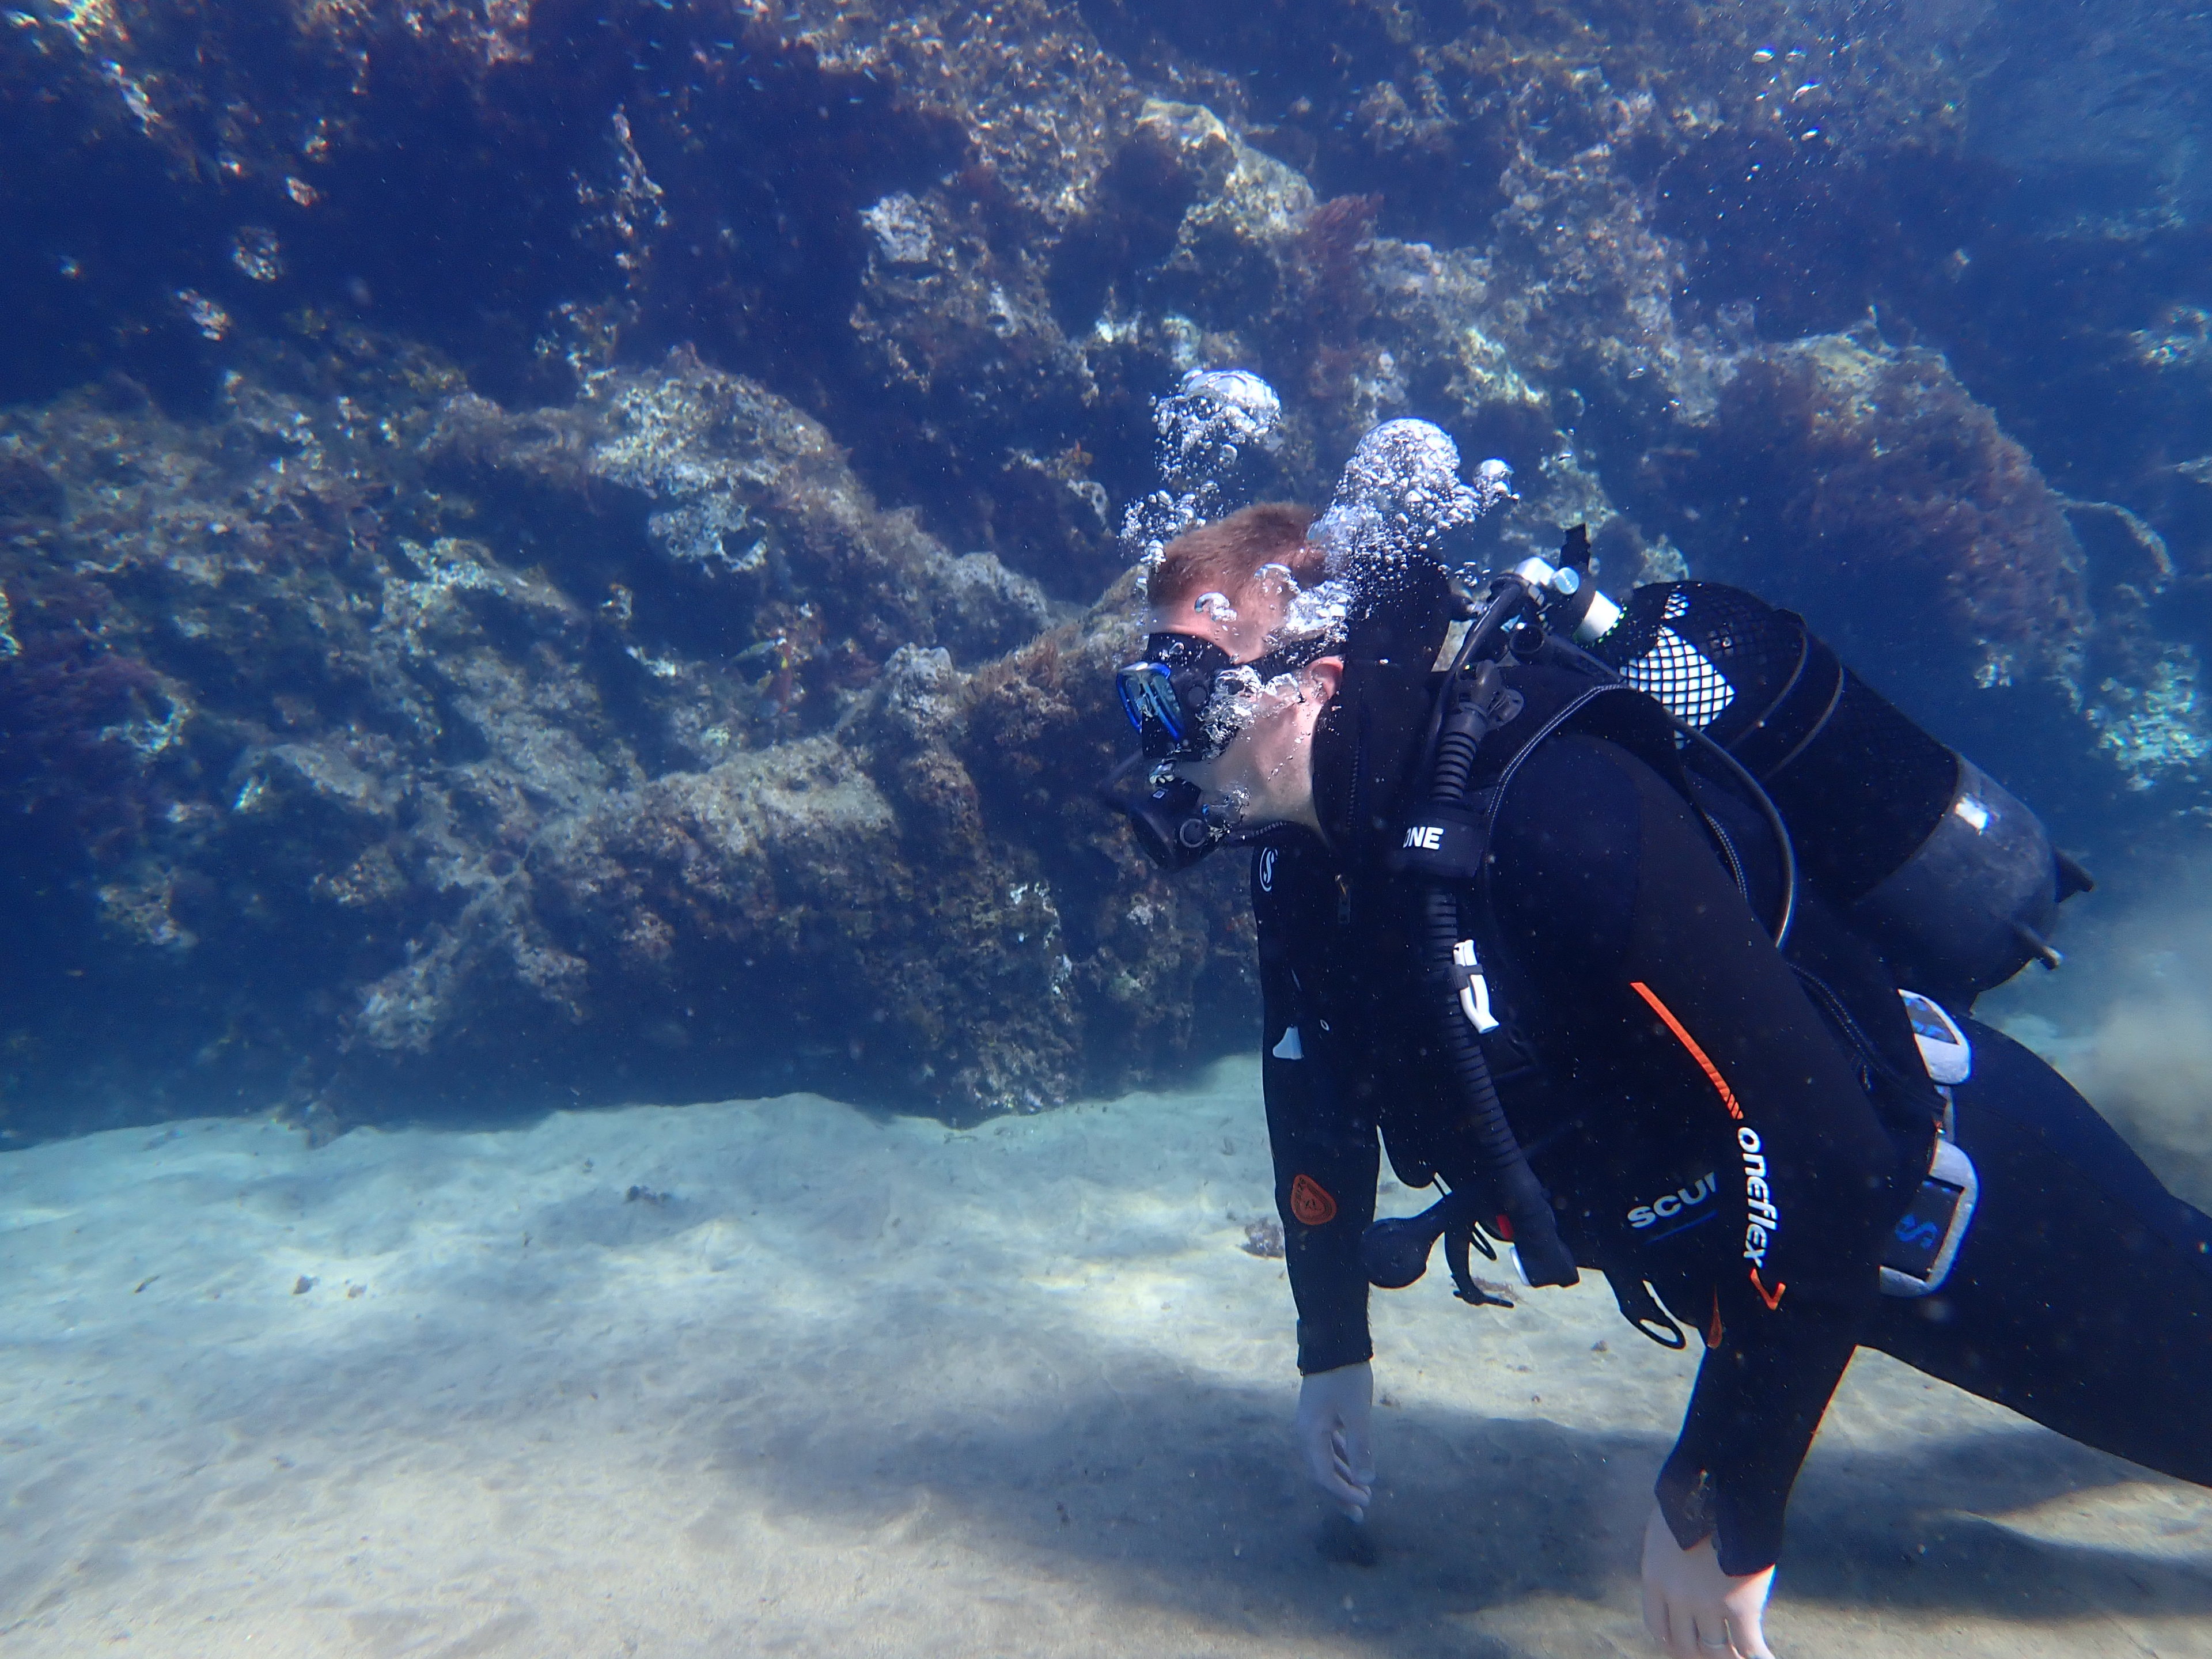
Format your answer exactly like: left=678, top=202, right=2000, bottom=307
left=1899, top=989, right=1972, bottom=1086
left=1454, top=939, right=1501, bottom=1033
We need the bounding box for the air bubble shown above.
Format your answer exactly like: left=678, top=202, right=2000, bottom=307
left=1121, top=366, right=1286, bottom=570
left=1473, top=457, right=1518, bottom=511
left=1312, top=419, right=1497, bottom=577
left=1192, top=591, right=1239, bottom=623
left=1289, top=419, right=1516, bottom=660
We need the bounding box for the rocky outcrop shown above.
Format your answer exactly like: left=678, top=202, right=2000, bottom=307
left=1638, top=332, right=2094, bottom=685
left=3, top=0, right=2206, bottom=1138
left=0, top=339, right=1248, bottom=1139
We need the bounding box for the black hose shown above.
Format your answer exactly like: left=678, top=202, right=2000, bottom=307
left=1412, top=579, right=1540, bottom=793
left=1675, top=718, right=1797, bottom=952
left=1423, top=882, right=1580, bottom=1285
left=1448, top=582, right=1537, bottom=678
left=1366, top=573, right=1596, bottom=1297
left=1415, top=657, right=1580, bottom=1289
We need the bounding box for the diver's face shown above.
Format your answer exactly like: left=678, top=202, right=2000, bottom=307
left=1146, top=585, right=1339, bottom=838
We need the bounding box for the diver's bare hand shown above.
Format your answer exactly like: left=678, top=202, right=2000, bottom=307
left=1639, top=1504, right=1776, bottom=1658
left=1293, top=1361, right=1374, bottom=1520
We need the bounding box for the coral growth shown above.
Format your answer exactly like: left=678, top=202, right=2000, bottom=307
left=1642, top=331, right=2095, bottom=691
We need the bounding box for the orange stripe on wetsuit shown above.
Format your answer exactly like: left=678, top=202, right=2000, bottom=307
left=1630, top=979, right=1786, bottom=1309
left=1629, top=980, right=1742, bottom=1120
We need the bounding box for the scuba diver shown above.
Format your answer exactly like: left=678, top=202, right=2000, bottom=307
left=1104, top=421, right=2212, bottom=1659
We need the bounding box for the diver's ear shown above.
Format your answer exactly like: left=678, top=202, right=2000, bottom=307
left=1303, top=656, right=1344, bottom=705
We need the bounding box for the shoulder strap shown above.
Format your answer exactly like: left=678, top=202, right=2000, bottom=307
left=1393, top=669, right=1691, bottom=885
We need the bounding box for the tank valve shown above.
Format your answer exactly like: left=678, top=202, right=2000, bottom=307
left=2012, top=922, right=2064, bottom=971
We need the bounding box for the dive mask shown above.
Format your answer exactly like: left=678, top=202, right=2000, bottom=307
left=1114, top=631, right=1327, bottom=762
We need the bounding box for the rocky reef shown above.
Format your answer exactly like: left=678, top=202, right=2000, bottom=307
left=0, top=334, right=1253, bottom=1138
left=2, top=0, right=2206, bottom=1137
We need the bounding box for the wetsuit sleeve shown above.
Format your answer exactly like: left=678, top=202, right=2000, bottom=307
left=1491, top=735, right=1902, bottom=1574
left=1254, top=847, right=1378, bottom=1376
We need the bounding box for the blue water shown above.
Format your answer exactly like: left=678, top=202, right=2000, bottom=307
left=2, top=1, right=2210, bottom=1651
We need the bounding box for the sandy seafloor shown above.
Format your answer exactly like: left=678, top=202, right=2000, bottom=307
left=4, top=1056, right=2210, bottom=1659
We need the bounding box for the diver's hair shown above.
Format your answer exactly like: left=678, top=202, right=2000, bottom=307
left=1147, top=503, right=1324, bottom=613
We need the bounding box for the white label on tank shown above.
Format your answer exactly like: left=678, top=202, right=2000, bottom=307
left=1952, top=795, right=1991, bottom=832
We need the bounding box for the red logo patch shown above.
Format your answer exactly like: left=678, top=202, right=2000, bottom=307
left=1290, top=1174, right=1338, bottom=1227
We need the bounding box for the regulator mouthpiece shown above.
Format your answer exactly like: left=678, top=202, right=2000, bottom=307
left=1099, top=768, right=1225, bottom=871
left=1361, top=1190, right=1516, bottom=1308
left=1361, top=1211, right=1446, bottom=1289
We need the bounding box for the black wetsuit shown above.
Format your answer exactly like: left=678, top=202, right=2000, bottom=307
left=1256, top=702, right=2212, bottom=1575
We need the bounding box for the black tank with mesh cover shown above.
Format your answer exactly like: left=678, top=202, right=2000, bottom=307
left=1587, top=581, right=2083, bottom=1003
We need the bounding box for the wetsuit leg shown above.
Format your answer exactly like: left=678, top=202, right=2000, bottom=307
left=1263, top=1046, right=1381, bottom=1376
left=1865, top=1021, right=2212, bottom=1484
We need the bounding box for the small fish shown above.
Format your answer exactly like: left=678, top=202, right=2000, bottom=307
left=734, top=635, right=789, bottom=665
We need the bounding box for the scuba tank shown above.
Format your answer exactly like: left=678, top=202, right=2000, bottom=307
left=1525, top=532, right=2093, bottom=1007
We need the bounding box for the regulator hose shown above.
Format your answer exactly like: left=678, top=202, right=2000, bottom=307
left=1416, top=665, right=1581, bottom=1289
left=1674, top=713, right=1798, bottom=952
